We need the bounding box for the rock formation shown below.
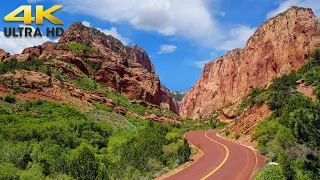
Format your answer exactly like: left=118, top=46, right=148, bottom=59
left=181, top=7, right=320, bottom=119
left=0, top=22, right=179, bottom=114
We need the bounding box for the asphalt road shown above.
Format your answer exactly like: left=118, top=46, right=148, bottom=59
left=166, top=130, right=256, bottom=180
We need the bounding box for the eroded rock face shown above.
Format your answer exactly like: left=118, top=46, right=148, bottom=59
left=8, top=23, right=179, bottom=114
left=221, top=104, right=272, bottom=147
left=181, top=7, right=320, bottom=119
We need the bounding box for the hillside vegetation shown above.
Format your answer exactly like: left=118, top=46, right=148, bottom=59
left=0, top=98, right=193, bottom=179
left=0, top=42, right=223, bottom=179
left=238, top=49, right=320, bottom=179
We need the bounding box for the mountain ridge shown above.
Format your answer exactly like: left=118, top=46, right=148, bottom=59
left=0, top=22, right=180, bottom=115
left=181, top=6, right=320, bottom=119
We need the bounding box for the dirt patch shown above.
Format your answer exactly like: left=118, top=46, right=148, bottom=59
left=297, top=83, right=316, bottom=102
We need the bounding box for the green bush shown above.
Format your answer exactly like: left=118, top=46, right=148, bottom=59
left=0, top=58, right=47, bottom=75
left=4, top=93, right=16, bottom=103
left=0, top=163, right=20, bottom=180
left=178, top=139, right=191, bottom=162
left=19, top=163, right=45, bottom=180
left=69, top=145, right=98, bottom=180
left=237, top=98, right=252, bottom=116
left=68, top=43, right=97, bottom=54
left=267, top=72, right=299, bottom=110
left=225, top=130, right=230, bottom=136
left=94, top=103, right=112, bottom=112
left=299, top=49, right=320, bottom=74
left=255, top=166, right=286, bottom=180
left=234, top=133, right=240, bottom=140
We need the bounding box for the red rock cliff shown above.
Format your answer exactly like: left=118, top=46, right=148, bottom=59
left=3, top=23, right=179, bottom=114
left=180, top=7, right=320, bottom=119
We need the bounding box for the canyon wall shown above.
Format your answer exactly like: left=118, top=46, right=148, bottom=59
left=181, top=7, right=320, bottom=119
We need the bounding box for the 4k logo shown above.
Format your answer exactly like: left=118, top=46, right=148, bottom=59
left=4, top=5, right=63, bottom=25
left=3, top=5, right=64, bottom=38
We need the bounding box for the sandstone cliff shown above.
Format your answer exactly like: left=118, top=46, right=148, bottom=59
left=0, top=23, right=179, bottom=114
left=181, top=7, right=320, bottom=119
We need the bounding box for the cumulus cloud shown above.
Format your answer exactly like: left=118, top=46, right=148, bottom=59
left=157, top=45, right=177, bottom=54
left=194, top=60, right=211, bottom=68
left=56, top=0, right=259, bottom=69
left=267, top=0, right=320, bottom=19
left=217, top=26, right=256, bottom=51
left=82, top=21, right=130, bottom=45
left=57, top=0, right=221, bottom=46
left=0, top=25, right=53, bottom=54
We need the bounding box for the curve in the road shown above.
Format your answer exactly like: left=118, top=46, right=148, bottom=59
left=200, top=131, right=230, bottom=180
left=165, top=130, right=256, bottom=180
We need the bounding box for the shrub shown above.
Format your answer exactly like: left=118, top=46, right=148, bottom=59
left=69, top=145, right=99, bottom=180
left=178, top=139, right=191, bottom=162
left=299, top=48, right=320, bottom=73
left=4, top=93, right=16, bottom=103
left=13, top=83, right=20, bottom=92
left=0, top=58, right=47, bottom=75
left=94, top=103, right=112, bottom=112
left=212, top=123, right=217, bottom=129
left=267, top=72, right=299, bottom=110
left=234, top=133, right=240, bottom=140
left=0, top=163, right=20, bottom=180
left=225, top=130, right=230, bottom=136
left=255, top=166, right=286, bottom=180
left=19, top=163, right=45, bottom=180
left=237, top=98, right=252, bottom=116
left=68, top=43, right=97, bottom=54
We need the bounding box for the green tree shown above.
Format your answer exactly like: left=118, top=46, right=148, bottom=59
left=178, top=139, right=191, bottom=162
left=69, top=145, right=98, bottom=180
left=20, top=163, right=45, bottom=180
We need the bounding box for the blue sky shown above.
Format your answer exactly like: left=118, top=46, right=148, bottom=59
left=0, top=0, right=319, bottom=91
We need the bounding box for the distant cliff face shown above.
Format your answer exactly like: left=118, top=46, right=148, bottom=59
left=1, top=23, right=179, bottom=114
left=170, top=91, right=187, bottom=102
left=181, top=7, right=320, bottom=119
left=61, top=23, right=179, bottom=114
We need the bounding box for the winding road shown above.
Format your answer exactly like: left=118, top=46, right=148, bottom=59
left=166, top=130, right=256, bottom=180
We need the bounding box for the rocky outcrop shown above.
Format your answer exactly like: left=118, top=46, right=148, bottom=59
left=181, top=7, right=320, bottom=119
left=0, top=49, right=10, bottom=61
left=221, top=104, right=272, bottom=147
left=1, top=23, right=179, bottom=114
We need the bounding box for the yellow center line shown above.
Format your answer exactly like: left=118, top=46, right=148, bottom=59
left=200, top=131, right=230, bottom=180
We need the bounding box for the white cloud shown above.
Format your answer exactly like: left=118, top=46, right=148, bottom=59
left=27, top=0, right=42, bottom=3
left=267, top=0, right=320, bottom=19
left=57, top=0, right=222, bottom=46
left=0, top=25, right=53, bottom=54
left=81, top=21, right=130, bottom=45
left=217, top=26, right=256, bottom=51
left=194, top=60, right=211, bottom=68
left=157, top=44, right=177, bottom=54
left=82, top=21, right=91, bottom=27
left=58, top=0, right=259, bottom=69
